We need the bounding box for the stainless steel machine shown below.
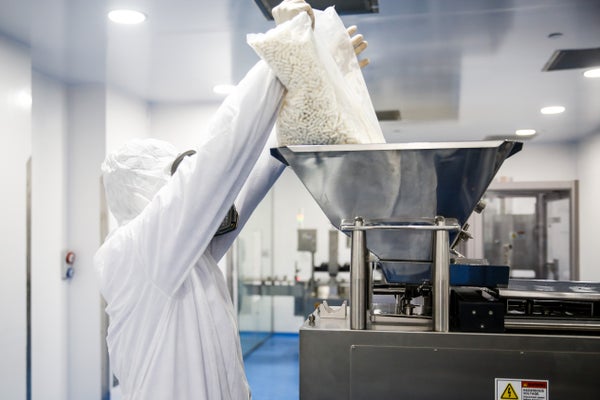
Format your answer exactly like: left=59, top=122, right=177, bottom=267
left=271, top=141, right=600, bottom=400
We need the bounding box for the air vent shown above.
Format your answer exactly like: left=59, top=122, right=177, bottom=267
left=375, top=110, right=401, bottom=121
left=255, top=0, right=379, bottom=20
left=542, top=47, right=600, bottom=71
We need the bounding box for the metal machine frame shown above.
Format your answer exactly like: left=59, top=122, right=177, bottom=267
left=270, top=142, right=600, bottom=399
left=301, top=218, right=600, bottom=399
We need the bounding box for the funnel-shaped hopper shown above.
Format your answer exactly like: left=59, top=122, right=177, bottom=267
left=272, top=141, right=522, bottom=264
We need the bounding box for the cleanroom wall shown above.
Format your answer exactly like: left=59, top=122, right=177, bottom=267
left=1, top=35, right=109, bottom=400
left=0, top=34, right=31, bottom=400
left=495, top=142, right=578, bottom=182
left=149, top=103, right=218, bottom=151
left=65, top=84, right=106, bottom=400
left=31, top=71, right=69, bottom=400
left=578, top=132, right=600, bottom=282
left=106, top=90, right=151, bottom=152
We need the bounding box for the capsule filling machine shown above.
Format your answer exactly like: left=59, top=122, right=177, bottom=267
left=271, top=141, right=600, bottom=400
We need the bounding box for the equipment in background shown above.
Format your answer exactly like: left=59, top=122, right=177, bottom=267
left=271, top=141, right=600, bottom=400
left=477, top=180, right=579, bottom=281
left=243, top=228, right=350, bottom=318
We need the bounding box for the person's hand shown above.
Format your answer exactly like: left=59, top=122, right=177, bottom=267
left=272, top=0, right=315, bottom=29
left=347, top=25, right=369, bottom=69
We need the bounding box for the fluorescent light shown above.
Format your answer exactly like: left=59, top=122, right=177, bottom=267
left=584, top=68, right=600, bottom=78
left=540, top=106, right=565, bottom=115
left=515, top=129, right=536, bottom=136
left=108, top=9, right=147, bottom=24
left=213, top=84, right=236, bottom=95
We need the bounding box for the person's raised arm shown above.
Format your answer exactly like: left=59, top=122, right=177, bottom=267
left=209, top=128, right=285, bottom=261
left=136, top=61, right=284, bottom=296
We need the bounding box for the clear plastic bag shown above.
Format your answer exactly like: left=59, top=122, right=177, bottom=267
left=247, top=7, right=385, bottom=146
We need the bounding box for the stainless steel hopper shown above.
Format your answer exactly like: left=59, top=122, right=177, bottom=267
left=271, top=141, right=522, bottom=263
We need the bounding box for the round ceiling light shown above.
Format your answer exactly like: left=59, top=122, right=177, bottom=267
left=540, top=106, right=565, bottom=115
left=108, top=9, right=147, bottom=24
left=583, top=68, right=600, bottom=78
left=515, top=129, right=536, bottom=136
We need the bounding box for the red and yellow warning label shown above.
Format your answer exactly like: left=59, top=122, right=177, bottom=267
left=496, top=379, right=548, bottom=400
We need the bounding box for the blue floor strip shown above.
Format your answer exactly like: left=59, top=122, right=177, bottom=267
left=244, top=333, right=299, bottom=400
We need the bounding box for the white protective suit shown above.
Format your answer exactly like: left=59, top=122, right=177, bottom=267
left=94, top=60, right=285, bottom=400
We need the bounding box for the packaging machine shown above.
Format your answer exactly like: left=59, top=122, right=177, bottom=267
left=271, top=141, right=600, bottom=400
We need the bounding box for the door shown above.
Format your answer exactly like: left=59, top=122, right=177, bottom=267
left=470, top=181, right=579, bottom=280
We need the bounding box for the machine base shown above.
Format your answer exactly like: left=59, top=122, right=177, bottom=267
left=300, top=316, right=600, bottom=399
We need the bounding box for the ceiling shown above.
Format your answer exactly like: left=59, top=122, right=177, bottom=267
left=1, top=0, right=599, bottom=144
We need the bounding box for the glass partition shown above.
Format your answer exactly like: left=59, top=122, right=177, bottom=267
left=235, top=191, right=274, bottom=356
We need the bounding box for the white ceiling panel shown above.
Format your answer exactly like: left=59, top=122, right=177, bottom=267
left=1, top=0, right=598, bottom=143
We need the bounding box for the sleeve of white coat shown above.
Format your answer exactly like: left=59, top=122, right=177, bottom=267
left=209, top=128, right=286, bottom=262
left=134, top=61, right=285, bottom=296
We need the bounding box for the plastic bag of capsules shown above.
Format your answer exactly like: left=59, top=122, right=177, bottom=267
left=247, top=7, right=385, bottom=146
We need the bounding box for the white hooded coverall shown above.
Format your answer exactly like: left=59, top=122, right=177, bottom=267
left=94, top=61, right=285, bottom=400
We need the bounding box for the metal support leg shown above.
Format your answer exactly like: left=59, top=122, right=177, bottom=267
left=433, top=217, right=450, bottom=332
left=350, top=217, right=368, bottom=330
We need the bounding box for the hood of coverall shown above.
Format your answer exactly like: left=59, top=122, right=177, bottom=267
left=101, top=138, right=179, bottom=226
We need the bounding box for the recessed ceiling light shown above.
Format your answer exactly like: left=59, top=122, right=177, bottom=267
left=584, top=67, right=600, bottom=78
left=108, top=9, right=147, bottom=24
left=213, top=84, right=236, bottom=95
left=515, top=129, right=536, bottom=136
left=540, top=106, right=565, bottom=115
left=14, top=90, right=32, bottom=109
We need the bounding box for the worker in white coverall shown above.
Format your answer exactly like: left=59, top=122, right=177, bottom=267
left=94, top=1, right=369, bottom=399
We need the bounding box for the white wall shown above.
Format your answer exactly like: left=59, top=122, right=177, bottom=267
left=149, top=102, right=220, bottom=150
left=66, top=84, right=105, bottom=400
left=31, top=71, right=68, bottom=400
left=2, top=34, right=114, bottom=400
left=0, top=35, right=31, bottom=400
left=495, top=142, right=578, bottom=182
left=577, top=133, right=600, bottom=281
left=106, top=89, right=150, bottom=152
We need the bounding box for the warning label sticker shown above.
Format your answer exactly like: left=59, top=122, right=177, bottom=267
left=501, top=383, right=519, bottom=399
left=496, top=379, right=548, bottom=400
